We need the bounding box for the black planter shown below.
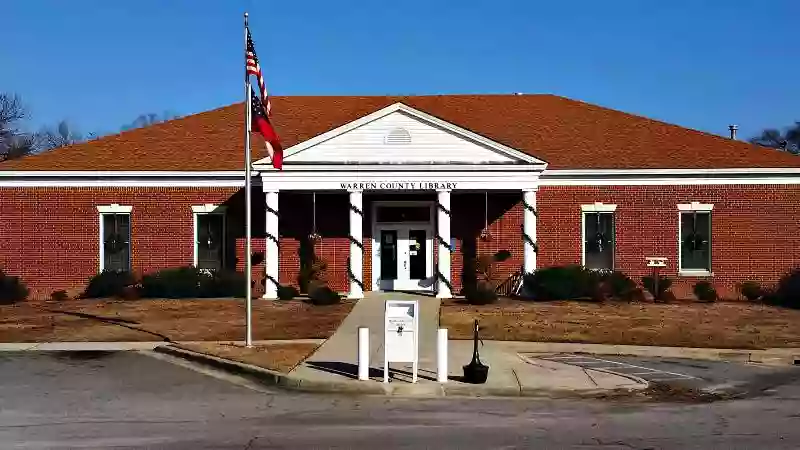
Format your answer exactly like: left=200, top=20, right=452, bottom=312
left=462, top=360, right=489, bottom=384
left=462, top=319, right=489, bottom=384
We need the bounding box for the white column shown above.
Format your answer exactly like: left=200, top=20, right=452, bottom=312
left=523, top=189, right=537, bottom=274
left=348, top=190, right=364, bottom=299
left=436, top=189, right=452, bottom=299
left=264, top=190, right=280, bottom=299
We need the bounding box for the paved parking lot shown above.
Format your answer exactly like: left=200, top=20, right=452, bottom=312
left=1, top=350, right=800, bottom=449
left=536, top=353, right=800, bottom=394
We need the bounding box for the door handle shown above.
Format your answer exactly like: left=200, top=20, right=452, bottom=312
left=404, top=260, right=408, bottom=269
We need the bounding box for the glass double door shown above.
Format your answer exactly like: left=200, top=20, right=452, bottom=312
left=377, top=226, right=431, bottom=291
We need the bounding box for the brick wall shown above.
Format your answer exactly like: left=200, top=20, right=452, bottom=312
left=0, top=187, right=244, bottom=299
left=4, top=184, right=799, bottom=301
left=537, top=184, right=800, bottom=298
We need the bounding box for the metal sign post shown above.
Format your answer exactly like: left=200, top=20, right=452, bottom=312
left=384, top=300, right=419, bottom=383
left=646, top=257, right=668, bottom=299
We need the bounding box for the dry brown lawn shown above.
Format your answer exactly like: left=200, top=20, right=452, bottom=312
left=0, top=299, right=353, bottom=343
left=176, top=342, right=319, bottom=373
left=441, top=299, right=800, bottom=349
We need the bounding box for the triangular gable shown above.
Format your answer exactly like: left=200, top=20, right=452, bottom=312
left=253, top=102, right=547, bottom=167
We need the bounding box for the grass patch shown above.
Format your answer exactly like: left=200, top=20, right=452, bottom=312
left=175, top=342, right=319, bottom=373
left=0, top=299, right=354, bottom=343
left=440, top=298, right=800, bottom=349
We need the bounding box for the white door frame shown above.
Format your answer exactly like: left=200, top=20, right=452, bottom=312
left=371, top=201, right=435, bottom=292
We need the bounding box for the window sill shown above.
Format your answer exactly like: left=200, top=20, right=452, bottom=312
left=679, top=270, right=713, bottom=277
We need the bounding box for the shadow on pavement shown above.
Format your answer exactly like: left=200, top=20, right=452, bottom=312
left=46, top=309, right=172, bottom=342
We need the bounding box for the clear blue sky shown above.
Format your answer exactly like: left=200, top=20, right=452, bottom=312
left=3, top=0, right=797, bottom=140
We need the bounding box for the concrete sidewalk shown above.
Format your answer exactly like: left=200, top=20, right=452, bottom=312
left=288, top=292, right=645, bottom=397
left=286, top=339, right=645, bottom=397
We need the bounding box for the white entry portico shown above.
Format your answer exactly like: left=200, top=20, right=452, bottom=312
left=254, top=102, right=546, bottom=299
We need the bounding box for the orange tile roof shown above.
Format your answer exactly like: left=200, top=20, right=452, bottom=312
left=2, top=94, right=798, bottom=171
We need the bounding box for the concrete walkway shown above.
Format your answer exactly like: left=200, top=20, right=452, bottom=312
left=295, top=292, right=442, bottom=381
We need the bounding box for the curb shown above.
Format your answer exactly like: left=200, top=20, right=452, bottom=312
left=154, top=345, right=385, bottom=395
left=0, top=342, right=164, bottom=351
left=153, top=345, right=644, bottom=399
left=491, top=342, right=800, bottom=366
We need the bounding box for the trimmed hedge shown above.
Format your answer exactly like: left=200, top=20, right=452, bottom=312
left=277, top=285, right=299, bottom=300
left=464, top=281, right=498, bottom=305
left=521, top=265, right=603, bottom=301
left=642, top=275, right=673, bottom=303
left=50, top=290, right=69, bottom=302
left=693, top=281, right=718, bottom=302
left=738, top=281, right=763, bottom=302
left=141, top=266, right=246, bottom=298
left=307, top=284, right=340, bottom=305
left=83, top=270, right=136, bottom=299
left=764, top=269, right=800, bottom=309
left=0, top=270, right=28, bottom=305
left=601, top=271, right=638, bottom=301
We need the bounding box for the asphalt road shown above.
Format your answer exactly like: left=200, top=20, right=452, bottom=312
left=1, top=351, right=799, bottom=449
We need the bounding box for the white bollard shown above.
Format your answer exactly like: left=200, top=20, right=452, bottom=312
left=437, top=328, right=448, bottom=383
left=358, top=327, right=369, bottom=381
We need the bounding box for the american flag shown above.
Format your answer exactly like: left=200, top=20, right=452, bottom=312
left=246, top=28, right=270, bottom=114
left=250, top=87, right=282, bottom=169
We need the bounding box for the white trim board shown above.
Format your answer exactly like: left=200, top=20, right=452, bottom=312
left=260, top=170, right=541, bottom=191
left=191, top=204, right=228, bottom=213
left=97, top=204, right=133, bottom=213
left=0, top=171, right=248, bottom=187
left=540, top=168, right=800, bottom=186
left=678, top=202, right=714, bottom=212
left=581, top=202, right=617, bottom=213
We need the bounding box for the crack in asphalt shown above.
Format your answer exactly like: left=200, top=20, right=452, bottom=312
left=243, top=436, right=259, bottom=449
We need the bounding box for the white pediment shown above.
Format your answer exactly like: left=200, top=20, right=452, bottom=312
left=254, top=103, right=546, bottom=167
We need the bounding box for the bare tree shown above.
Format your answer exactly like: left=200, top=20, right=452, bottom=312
left=121, top=111, right=180, bottom=131
left=36, top=120, right=89, bottom=151
left=0, top=93, right=36, bottom=161
left=750, top=122, right=800, bottom=155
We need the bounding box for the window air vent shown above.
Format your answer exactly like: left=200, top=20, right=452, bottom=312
left=384, top=127, right=411, bottom=145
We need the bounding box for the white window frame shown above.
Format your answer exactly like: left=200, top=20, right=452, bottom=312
left=677, top=202, right=714, bottom=276
left=581, top=203, right=617, bottom=270
left=192, top=204, right=228, bottom=269
left=97, top=204, right=133, bottom=272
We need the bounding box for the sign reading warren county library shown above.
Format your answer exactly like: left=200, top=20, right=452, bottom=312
left=340, top=181, right=458, bottom=191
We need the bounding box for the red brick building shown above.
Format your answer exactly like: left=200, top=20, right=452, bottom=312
left=2, top=94, right=799, bottom=300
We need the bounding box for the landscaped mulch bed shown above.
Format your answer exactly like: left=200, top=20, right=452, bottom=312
left=440, top=298, right=800, bottom=349
left=0, top=298, right=354, bottom=343
left=176, top=342, right=320, bottom=373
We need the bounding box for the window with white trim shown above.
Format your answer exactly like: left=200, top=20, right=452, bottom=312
left=97, top=205, right=132, bottom=272
left=679, top=203, right=713, bottom=273
left=192, top=205, right=227, bottom=270
left=581, top=203, right=616, bottom=271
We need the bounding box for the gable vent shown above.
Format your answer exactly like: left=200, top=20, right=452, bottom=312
left=384, top=127, right=412, bottom=145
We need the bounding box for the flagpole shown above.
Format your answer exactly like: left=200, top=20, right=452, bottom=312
left=244, top=11, right=253, bottom=348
